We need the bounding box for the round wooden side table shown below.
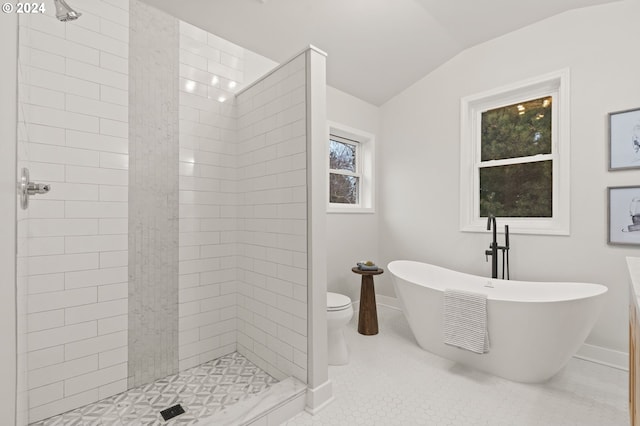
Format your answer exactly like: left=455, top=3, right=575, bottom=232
left=352, top=267, right=384, bottom=335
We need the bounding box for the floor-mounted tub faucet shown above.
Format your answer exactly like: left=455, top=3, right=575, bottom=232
left=485, top=215, right=510, bottom=279
left=485, top=215, right=498, bottom=279
left=503, top=224, right=510, bottom=280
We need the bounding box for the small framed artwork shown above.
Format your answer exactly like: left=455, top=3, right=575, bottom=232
left=609, top=107, right=640, bottom=170
left=608, top=186, right=640, bottom=245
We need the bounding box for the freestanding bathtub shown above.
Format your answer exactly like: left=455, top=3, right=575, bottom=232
left=387, top=260, right=607, bottom=383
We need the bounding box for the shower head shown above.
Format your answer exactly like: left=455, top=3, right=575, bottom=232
left=54, top=0, right=81, bottom=21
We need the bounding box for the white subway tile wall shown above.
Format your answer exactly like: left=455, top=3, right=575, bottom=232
left=236, top=53, right=308, bottom=383
left=17, top=0, right=129, bottom=422
left=17, top=1, right=303, bottom=422
left=177, top=21, right=242, bottom=371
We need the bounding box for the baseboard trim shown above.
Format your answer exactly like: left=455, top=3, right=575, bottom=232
left=305, top=395, right=335, bottom=415
left=376, top=294, right=402, bottom=310
left=574, top=343, right=628, bottom=371
left=353, top=294, right=401, bottom=311
left=305, top=379, right=334, bottom=414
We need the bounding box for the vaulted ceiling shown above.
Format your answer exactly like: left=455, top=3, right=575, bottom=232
left=143, top=0, right=620, bottom=105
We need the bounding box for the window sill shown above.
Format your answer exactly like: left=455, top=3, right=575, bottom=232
left=460, top=219, right=569, bottom=236
left=327, top=206, right=375, bottom=214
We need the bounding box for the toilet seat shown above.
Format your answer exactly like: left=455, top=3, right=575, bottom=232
left=327, top=292, right=352, bottom=311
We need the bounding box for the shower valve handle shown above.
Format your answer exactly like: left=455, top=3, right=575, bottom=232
left=26, top=182, right=51, bottom=195
left=19, top=168, right=51, bottom=210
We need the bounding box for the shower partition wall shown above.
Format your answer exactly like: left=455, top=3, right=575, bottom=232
left=235, top=53, right=309, bottom=383
left=15, top=0, right=328, bottom=423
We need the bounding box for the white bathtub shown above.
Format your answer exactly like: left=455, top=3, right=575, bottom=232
left=388, top=260, right=607, bottom=383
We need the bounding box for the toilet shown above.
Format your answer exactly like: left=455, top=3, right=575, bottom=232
left=327, top=292, right=354, bottom=365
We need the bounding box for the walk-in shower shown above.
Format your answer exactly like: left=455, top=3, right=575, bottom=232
left=13, top=0, right=328, bottom=423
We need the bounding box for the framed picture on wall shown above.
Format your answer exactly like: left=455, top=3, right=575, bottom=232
left=609, top=107, right=640, bottom=170
left=608, top=186, right=640, bottom=245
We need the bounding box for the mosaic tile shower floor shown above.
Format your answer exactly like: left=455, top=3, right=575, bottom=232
left=30, top=352, right=278, bottom=426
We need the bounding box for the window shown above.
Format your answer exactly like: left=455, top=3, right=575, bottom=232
left=329, top=135, right=360, bottom=204
left=327, top=122, right=374, bottom=213
left=480, top=96, right=553, bottom=218
left=460, top=69, right=570, bottom=235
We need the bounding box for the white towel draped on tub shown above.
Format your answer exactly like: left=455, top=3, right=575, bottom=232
left=443, top=289, right=489, bottom=354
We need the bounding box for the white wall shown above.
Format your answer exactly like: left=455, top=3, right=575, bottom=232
left=378, top=0, right=640, bottom=353
left=326, top=86, right=381, bottom=303
left=0, top=12, right=18, bottom=426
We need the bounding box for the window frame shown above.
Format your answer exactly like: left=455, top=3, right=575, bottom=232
left=460, top=69, right=570, bottom=235
left=327, top=121, right=375, bottom=214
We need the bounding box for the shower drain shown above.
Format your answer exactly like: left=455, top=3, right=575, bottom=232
left=160, top=404, right=185, bottom=421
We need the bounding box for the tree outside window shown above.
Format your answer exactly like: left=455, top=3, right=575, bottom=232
left=479, top=96, right=553, bottom=218
left=329, top=137, right=360, bottom=204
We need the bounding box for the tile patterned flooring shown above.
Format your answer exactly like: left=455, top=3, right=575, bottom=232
left=30, top=306, right=629, bottom=425
left=286, top=305, right=628, bottom=426
left=31, top=352, right=278, bottom=426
